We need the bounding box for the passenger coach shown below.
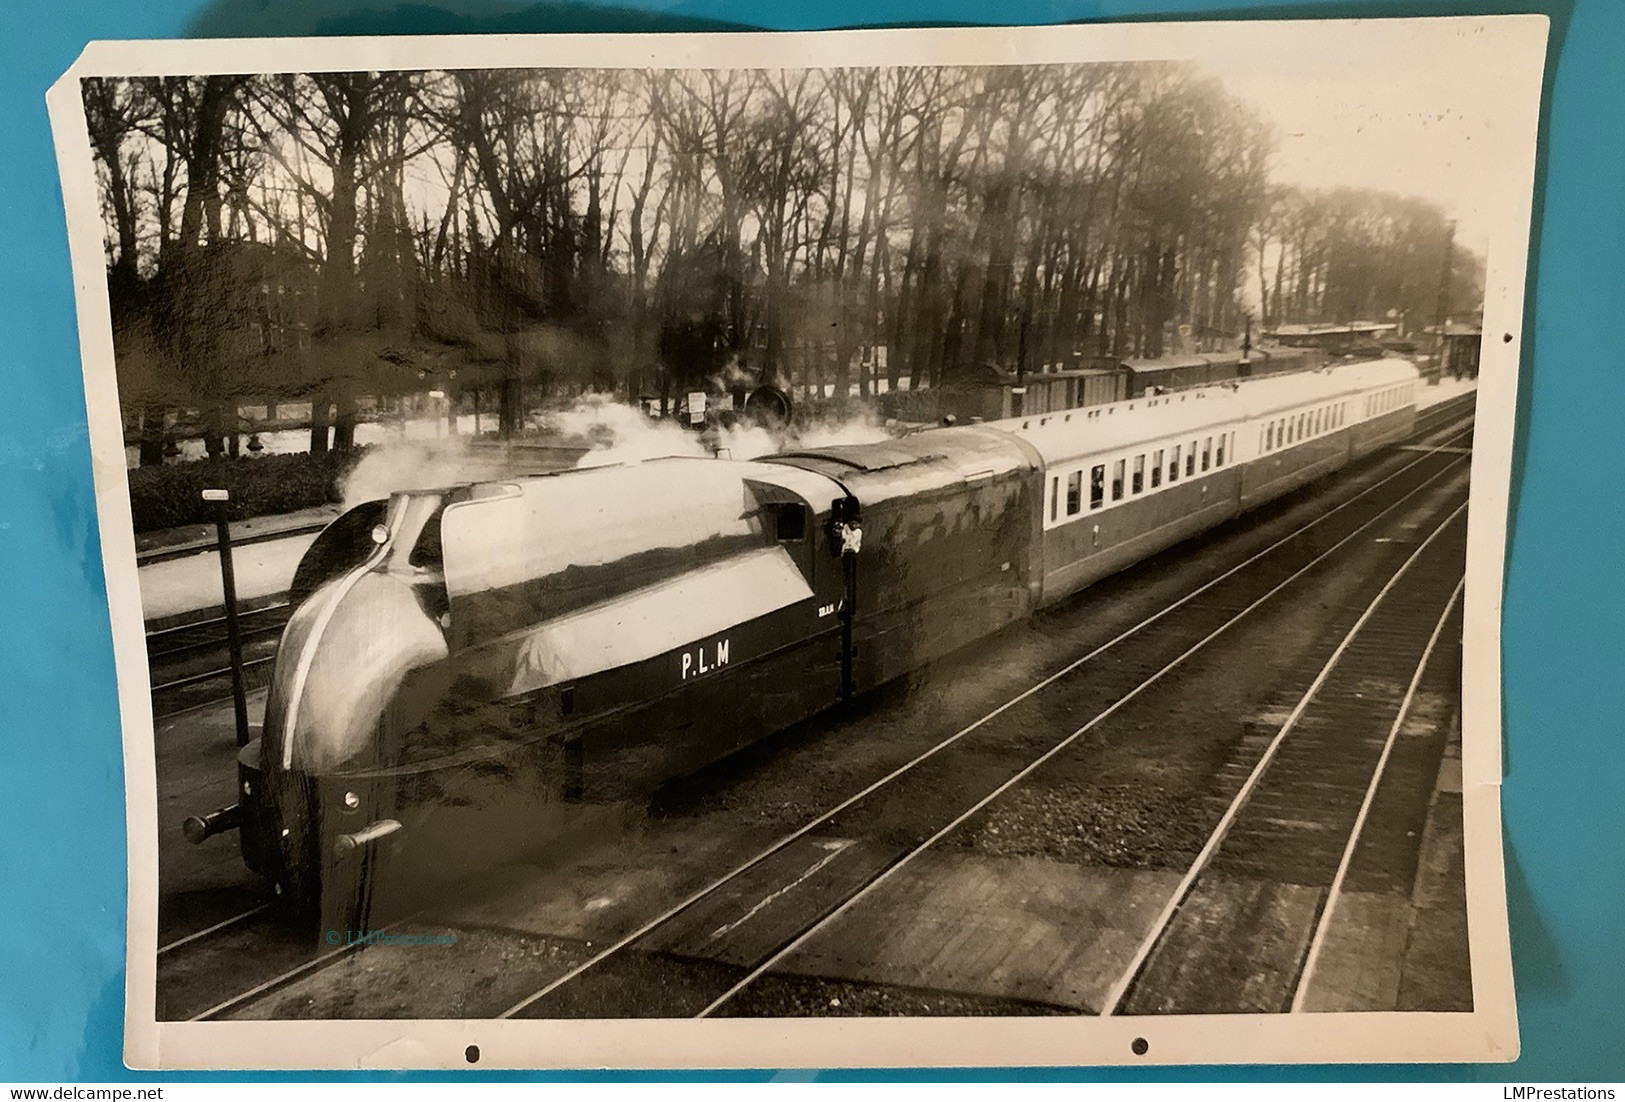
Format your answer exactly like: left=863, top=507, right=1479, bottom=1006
left=1005, top=357, right=1418, bottom=603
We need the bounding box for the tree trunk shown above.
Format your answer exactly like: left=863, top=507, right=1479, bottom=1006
left=499, top=377, right=524, bottom=437
left=309, top=398, right=331, bottom=455
left=138, top=404, right=167, bottom=467
left=203, top=401, right=230, bottom=459
left=332, top=392, right=358, bottom=451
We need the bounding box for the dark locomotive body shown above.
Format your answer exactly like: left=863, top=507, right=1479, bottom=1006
left=201, top=359, right=1423, bottom=918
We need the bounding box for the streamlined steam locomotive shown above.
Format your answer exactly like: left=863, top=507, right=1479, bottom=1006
left=188, top=359, right=1421, bottom=913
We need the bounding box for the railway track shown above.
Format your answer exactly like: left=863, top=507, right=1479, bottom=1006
left=1104, top=510, right=1467, bottom=1015
left=682, top=484, right=1473, bottom=1019
left=165, top=397, right=1477, bottom=1021
left=146, top=601, right=291, bottom=716
left=155, top=901, right=383, bottom=1022
left=136, top=522, right=331, bottom=568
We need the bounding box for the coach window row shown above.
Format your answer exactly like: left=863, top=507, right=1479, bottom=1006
left=1260, top=401, right=1349, bottom=454
left=1050, top=430, right=1239, bottom=524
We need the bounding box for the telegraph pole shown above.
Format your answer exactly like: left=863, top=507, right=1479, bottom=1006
left=202, top=488, right=251, bottom=748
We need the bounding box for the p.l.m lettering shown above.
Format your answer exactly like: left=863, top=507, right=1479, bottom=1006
left=680, top=638, right=731, bottom=681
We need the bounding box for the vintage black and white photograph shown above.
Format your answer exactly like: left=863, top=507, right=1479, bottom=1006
left=49, top=16, right=1542, bottom=1069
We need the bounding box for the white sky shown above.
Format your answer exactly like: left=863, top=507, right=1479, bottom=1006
left=1185, top=18, right=1534, bottom=260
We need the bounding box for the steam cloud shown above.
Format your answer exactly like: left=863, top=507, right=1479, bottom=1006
left=552, top=393, right=895, bottom=467
left=337, top=394, right=899, bottom=507
left=340, top=438, right=491, bottom=510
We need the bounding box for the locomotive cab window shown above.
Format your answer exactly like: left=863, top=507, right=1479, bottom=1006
left=769, top=502, right=808, bottom=542
left=1090, top=465, right=1105, bottom=509
left=408, top=507, right=445, bottom=569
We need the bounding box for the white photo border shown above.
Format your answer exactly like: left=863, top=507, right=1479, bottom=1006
left=46, top=15, right=1544, bottom=1070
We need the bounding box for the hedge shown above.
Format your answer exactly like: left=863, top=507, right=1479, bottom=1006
left=127, top=447, right=370, bottom=533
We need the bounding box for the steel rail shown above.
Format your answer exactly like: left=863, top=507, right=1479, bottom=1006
left=156, top=904, right=272, bottom=957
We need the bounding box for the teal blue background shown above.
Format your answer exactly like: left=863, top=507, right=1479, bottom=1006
left=1, top=0, right=1616, bottom=1082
